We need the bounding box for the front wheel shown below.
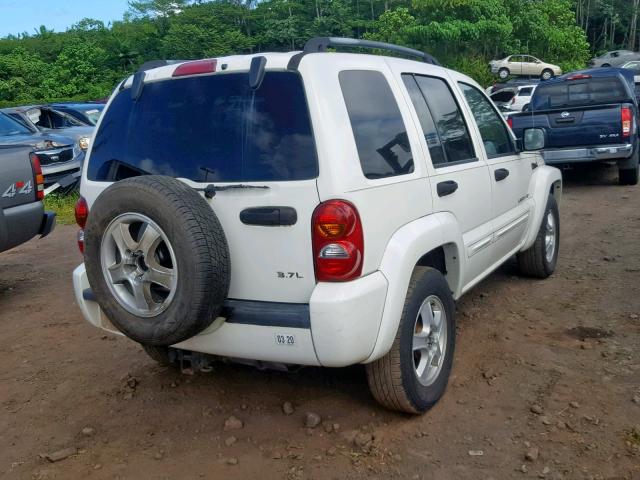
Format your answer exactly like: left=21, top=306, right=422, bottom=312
left=517, top=194, right=560, bottom=278
left=366, top=267, right=456, bottom=414
left=540, top=69, right=553, bottom=80
left=498, top=68, right=510, bottom=79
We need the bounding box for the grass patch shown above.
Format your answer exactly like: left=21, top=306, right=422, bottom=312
left=44, top=191, right=79, bottom=225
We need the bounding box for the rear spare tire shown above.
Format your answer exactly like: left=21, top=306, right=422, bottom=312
left=84, top=176, right=230, bottom=346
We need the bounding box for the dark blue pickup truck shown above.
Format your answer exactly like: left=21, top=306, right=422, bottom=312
left=509, top=68, right=639, bottom=185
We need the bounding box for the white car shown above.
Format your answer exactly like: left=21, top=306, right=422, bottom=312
left=491, top=85, right=537, bottom=112
left=72, top=38, right=562, bottom=414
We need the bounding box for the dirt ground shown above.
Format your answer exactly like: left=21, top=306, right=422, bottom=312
left=1, top=163, right=639, bottom=480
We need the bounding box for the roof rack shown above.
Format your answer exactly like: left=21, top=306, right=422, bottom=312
left=288, top=37, right=440, bottom=70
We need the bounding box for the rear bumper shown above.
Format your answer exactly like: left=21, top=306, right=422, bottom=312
left=73, top=264, right=388, bottom=367
left=0, top=202, right=54, bottom=253
left=543, top=143, right=633, bottom=164
left=42, top=151, right=84, bottom=186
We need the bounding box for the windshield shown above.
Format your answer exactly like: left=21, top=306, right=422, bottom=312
left=88, top=71, right=318, bottom=182
left=532, top=77, right=630, bottom=110
left=0, top=113, right=32, bottom=136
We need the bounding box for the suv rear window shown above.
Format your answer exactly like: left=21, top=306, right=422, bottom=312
left=88, top=71, right=318, bottom=182
left=532, top=77, right=630, bottom=110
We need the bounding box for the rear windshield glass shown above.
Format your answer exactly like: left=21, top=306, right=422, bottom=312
left=0, top=113, right=31, bottom=136
left=490, top=90, right=516, bottom=103
left=88, top=71, right=318, bottom=182
left=532, top=77, right=630, bottom=110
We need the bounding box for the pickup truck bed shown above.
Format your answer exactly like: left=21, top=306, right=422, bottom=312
left=509, top=68, right=639, bottom=185
left=0, top=146, right=55, bottom=253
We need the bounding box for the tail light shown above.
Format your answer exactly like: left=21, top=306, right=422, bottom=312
left=511, top=96, right=516, bottom=104
left=622, top=106, right=632, bottom=137
left=173, top=59, right=217, bottom=77
left=75, top=196, right=89, bottom=253
left=507, top=117, right=514, bottom=129
left=29, top=153, right=44, bottom=200
left=312, top=200, right=363, bottom=282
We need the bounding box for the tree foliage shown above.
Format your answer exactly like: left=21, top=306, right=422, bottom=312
left=0, top=0, right=606, bottom=106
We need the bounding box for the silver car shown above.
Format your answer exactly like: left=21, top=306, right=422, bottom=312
left=489, top=55, right=562, bottom=80
left=589, top=50, right=640, bottom=68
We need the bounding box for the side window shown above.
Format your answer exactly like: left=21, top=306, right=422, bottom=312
left=402, top=75, right=446, bottom=166
left=410, top=75, right=476, bottom=166
left=458, top=82, right=516, bottom=158
left=339, top=70, right=414, bottom=179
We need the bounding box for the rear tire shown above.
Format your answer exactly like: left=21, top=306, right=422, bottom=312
left=619, top=165, right=639, bottom=185
left=498, top=68, right=510, bottom=79
left=366, top=267, right=456, bottom=414
left=142, top=345, right=174, bottom=366
left=517, top=194, right=560, bottom=278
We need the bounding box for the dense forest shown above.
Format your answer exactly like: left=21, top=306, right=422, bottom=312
left=0, top=0, right=636, bottom=106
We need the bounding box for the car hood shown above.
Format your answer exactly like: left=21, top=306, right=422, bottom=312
left=0, top=131, right=75, bottom=151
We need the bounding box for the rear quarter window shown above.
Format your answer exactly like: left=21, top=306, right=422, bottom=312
left=88, top=71, right=318, bottom=183
left=339, top=70, right=414, bottom=179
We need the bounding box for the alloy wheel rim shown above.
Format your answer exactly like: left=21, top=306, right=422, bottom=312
left=100, top=213, right=178, bottom=317
left=544, top=211, right=557, bottom=263
left=412, top=295, right=447, bottom=387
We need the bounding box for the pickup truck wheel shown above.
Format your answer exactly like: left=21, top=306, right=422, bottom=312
left=498, top=68, right=510, bottom=79
left=84, top=175, right=230, bottom=346
left=517, top=194, right=559, bottom=278
left=540, top=69, right=553, bottom=80
left=366, top=267, right=455, bottom=414
left=618, top=166, right=639, bottom=185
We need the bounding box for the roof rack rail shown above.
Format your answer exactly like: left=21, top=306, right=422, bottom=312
left=288, top=37, right=440, bottom=70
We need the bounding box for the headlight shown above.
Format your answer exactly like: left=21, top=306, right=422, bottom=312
left=79, top=137, right=90, bottom=151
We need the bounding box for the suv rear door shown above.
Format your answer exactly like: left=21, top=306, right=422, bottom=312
left=85, top=70, right=320, bottom=304
left=400, top=72, right=494, bottom=287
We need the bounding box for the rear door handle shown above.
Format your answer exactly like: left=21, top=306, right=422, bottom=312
left=437, top=180, right=458, bottom=197
left=494, top=168, right=510, bottom=181
left=240, top=207, right=297, bottom=226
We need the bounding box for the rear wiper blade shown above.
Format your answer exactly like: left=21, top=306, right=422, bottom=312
left=194, top=183, right=270, bottom=199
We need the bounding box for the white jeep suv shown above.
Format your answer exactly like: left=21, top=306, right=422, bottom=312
left=73, top=38, right=562, bottom=414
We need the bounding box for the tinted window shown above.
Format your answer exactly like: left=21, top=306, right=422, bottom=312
left=491, top=90, right=516, bottom=103
left=0, top=113, right=31, bottom=136
left=340, top=71, right=414, bottom=179
left=459, top=83, right=515, bottom=158
left=518, top=87, right=533, bottom=96
left=402, top=75, right=446, bottom=166
left=412, top=75, right=475, bottom=165
left=88, top=72, right=318, bottom=182
left=532, top=77, right=630, bottom=110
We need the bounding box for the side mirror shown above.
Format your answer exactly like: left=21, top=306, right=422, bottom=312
left=523, top=128, right=545, bottom=151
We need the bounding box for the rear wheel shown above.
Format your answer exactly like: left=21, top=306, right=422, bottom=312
left=619, top=166, right=639, bottom=185
left=142, top=345, right=174, bottom=366
left=498, top=68, right=510, bottom=79
left=540, top=69, right=553, bottom=80
left=517, top=194, right=560, bottom=278
left=366, top=267, right=455, bottom=414
left=601, top=63, right=610, bottom=68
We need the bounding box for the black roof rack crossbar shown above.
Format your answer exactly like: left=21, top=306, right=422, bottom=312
left=298, top=37, right=440, bottom=66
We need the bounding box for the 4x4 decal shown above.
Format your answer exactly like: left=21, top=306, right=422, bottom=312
left=2, top=180, right=33, bottom=198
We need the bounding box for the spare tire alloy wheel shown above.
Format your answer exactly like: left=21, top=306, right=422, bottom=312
left=101, top=213, right=177, bottom=317
left=85, top=176, right=230, bottom=346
